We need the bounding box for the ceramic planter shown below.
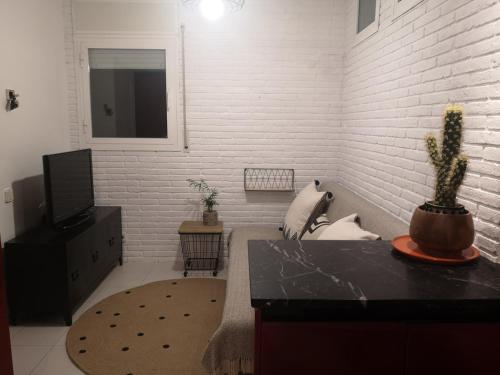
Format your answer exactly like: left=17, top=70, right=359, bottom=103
left=409, top=203, right=474, bottom=253
left=203, top=211, right=218, bottom=226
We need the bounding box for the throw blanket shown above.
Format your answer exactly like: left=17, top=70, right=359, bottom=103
left=202, top=226, right=282, bottom=375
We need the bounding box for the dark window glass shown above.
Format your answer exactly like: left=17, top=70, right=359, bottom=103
left=89, top=49, right=167, bottom=138
left=357, top=0, right=377, bottom=33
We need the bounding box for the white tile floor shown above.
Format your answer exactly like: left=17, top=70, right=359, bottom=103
left=9, top=261, right=227, bottom=375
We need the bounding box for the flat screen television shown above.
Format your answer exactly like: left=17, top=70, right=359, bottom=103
left=43, top=149, right=95, bottom=228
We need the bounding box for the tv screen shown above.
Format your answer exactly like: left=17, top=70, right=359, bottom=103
left=43, top=149, right=94, bottom=225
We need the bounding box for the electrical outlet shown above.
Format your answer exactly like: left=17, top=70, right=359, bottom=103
left=3, top=188, right=13, bottom=203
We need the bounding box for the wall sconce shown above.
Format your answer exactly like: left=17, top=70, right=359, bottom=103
left=6, top=89, right=20, bottom=112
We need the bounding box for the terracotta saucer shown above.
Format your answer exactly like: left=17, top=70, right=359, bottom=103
left=392, top=235, right=480, bottom=265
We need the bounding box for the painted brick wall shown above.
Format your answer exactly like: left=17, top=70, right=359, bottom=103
left=64, top=0, right=500, bottom=262
left=64, top=0, right=346, bottom=261
left=341, top=0, right=500, bottom=260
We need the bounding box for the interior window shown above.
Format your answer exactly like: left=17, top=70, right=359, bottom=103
left=357, top=0, right=377, bottom=33
left=88, top=48, right=167, bottom=139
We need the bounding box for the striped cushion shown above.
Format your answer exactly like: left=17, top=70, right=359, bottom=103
left=282, top=181, right=333, bottom=240
left=301, top=214, right=331, bottom=240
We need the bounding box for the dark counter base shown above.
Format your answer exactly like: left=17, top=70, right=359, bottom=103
left=255, top=309, right=500, bottom=375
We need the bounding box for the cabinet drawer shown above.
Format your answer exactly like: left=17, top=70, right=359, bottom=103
left=67, top=233, right=92, bottom=307
left=96, top=211, right=122, bottom=266
left=108, top=212, right=122, bottom=263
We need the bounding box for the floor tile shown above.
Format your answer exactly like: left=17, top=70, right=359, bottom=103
left=91, top=282, right=141, bottom=302
left=143, top=263, right=184, bottom=283
left=11, top=326, right=68, bottom=347
left=144, top=262, right=228, bottom=283
left=31, top=345, right=84, bottom=375
left=55, top=331, right=68, bottom=347
left=104, top=261, right=155, bottom=285
left=11, top=346, right=51, bottom=375
left=186, top=269, right=228, bottom=279
left=9, top=326, right=23, bottom=342
left=96, top=272, right=148, bottom=292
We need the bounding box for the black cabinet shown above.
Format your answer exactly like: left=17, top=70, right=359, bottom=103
left=4, top=207, right=122, bottom=326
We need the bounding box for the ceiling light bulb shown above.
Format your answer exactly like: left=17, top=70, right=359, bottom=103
left=199, top=0, right=225, bottom=21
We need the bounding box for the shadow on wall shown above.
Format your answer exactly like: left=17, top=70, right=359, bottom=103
left=12, top=175, right=45, bottom=236
left=245, top=191, right=295, bottom=204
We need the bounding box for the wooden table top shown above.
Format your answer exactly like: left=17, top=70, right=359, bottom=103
left=178, top=221, right=224, bottom=234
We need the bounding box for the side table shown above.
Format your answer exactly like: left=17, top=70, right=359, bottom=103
left=178, top=221, right=223, bottom=277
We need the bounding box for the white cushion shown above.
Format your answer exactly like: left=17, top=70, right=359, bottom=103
left=317, top=213, right=380, bottom=240
left=282, top=181, right=328, bottom=240
left=301, top=214, right=330, bottom=240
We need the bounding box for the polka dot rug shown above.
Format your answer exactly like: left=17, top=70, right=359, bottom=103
left=66, top=278, right=226, bottom=375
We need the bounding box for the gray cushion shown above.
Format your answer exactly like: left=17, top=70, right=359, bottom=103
left=320, top=181, right=408, bottom=240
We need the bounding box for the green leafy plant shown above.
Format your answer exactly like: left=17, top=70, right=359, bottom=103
left=187, top=179, right=219, bottom=212
left=425, top=105, right=468, bottom=208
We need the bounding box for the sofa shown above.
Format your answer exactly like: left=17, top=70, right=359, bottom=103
left=202, top=181, right=409, bottom=375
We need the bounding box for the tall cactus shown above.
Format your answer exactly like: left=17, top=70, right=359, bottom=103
left=425, top=105, right=468, bottom=208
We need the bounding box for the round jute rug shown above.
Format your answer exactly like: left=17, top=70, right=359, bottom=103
left=67, top=278, right=226, bottom=375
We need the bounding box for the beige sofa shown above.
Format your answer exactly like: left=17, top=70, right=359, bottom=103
left=202, top=181, right=409, bottom=375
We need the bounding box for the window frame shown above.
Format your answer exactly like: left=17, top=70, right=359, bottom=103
left=393, top=0, right=425, bottom=19
left=76, top=37, right=181, bottom=151
left=354, top=0, right=381, bottom=45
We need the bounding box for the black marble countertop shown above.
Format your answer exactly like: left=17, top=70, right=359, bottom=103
left=248, top=240, right=500, bottom=321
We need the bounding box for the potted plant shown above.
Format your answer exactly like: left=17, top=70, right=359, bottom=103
left=409, top=105, right=474, bottom=254
left=187, top=179, right=219, bottom=226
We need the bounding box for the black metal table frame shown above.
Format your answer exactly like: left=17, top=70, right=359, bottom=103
left=179, top=231, right=223, bottom=277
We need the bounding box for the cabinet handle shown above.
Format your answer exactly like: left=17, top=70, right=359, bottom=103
left=109, top=237, right=115, bottom=247
left=92, top=251, right=99, bottom=263
left=71, top=271, right=79, bottom=281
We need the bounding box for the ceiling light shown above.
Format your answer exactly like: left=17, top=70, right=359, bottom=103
left=199, top=0, right=225, bottom=21
left=181, top=0, right=245, bottom=21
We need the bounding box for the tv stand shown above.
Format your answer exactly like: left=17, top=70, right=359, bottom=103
left=5, top=206, right=122, bottom=326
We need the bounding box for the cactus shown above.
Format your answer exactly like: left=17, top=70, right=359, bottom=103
left=425, top=105, right=468, bottom=208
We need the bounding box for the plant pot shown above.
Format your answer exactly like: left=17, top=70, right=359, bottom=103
left=203, top=211, right=218, bottom=226
left=422, top=201, right=468, bottom=215
left=409, top=203, right=474, bottom=254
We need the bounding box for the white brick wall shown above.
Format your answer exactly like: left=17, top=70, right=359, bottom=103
left=64, top=0, right=500, bottom=262
left=341, top=0, right=500, bottom=260
left=64, top=0, right=346, bottom=261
